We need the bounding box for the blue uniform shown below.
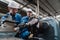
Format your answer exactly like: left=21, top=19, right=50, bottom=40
left=21, top=16, right=29, bottom=23
left=1, top=12, right=22, bottom=24
left=20, top=16, right=30, bottom=39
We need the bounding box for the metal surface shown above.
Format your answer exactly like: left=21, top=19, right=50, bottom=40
left=0, top=22, right=14, bottom=31
left=0, top=22, right=16, bottom=38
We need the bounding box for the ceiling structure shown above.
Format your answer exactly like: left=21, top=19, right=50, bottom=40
left=0, top=0, right=60, bottom=16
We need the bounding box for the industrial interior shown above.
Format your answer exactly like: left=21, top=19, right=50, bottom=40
left=0, top=0, right=60, bottom=40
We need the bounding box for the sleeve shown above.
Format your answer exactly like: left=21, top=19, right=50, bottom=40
left=26, top=18, right=38, bottom=25
left=1, top=13, right=9, bottom=24
left=15, top=14, right=22, bottom=24
left=21, top=17, right=28, bottom=24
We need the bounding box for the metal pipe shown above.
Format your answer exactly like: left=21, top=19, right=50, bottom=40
left=36, top=0, right=39, bottom=16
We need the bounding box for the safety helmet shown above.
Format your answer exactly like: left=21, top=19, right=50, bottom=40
left=8, top=1, right=20, bottom=9
left=26, top=9, right=32, bottom=13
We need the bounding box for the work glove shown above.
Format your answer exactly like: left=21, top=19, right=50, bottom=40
left=14, top=27, right=19, bottom=32
left=0, top=20, right=4, bottom=25
left=28, top=34, right=33, bottom=38
left=0, top=21, right=5, bottom=28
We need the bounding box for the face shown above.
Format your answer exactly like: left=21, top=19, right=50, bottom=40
left=8, top=7, right=18, bottom=14
left=27, top=11, right=32, bottom=17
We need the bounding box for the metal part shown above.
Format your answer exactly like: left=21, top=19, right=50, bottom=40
left=36, top=0, right=39, bottom=16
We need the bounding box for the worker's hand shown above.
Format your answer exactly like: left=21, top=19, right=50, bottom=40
left=14, top=27, right=19, bottom=32
left=0, top=21, right=6, bottom=28
left=1, top=21, right=4, bottom=24
left=28, top=34, right=33, bottom=38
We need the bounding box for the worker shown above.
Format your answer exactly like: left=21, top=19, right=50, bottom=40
left=19, top=9, right=33, bottom=39
left=21, top=9, right=33, bottom=23
left=0, top=1, right=22, bottom=29
left=19, top=8, right=38, bottom=39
